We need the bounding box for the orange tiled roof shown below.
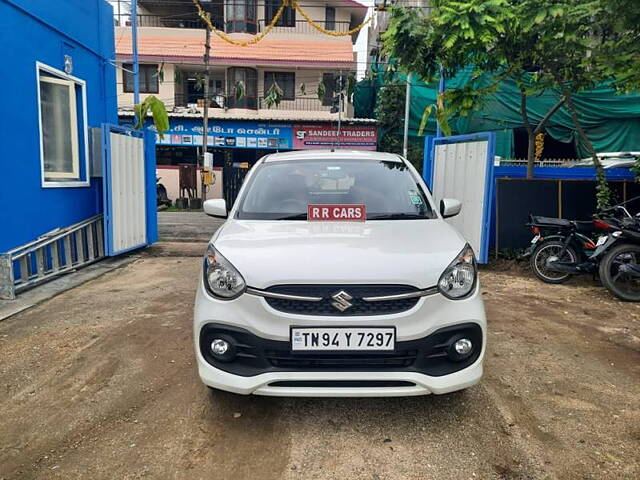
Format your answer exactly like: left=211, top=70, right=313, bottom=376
left=115, top=29, right=355, bottom=67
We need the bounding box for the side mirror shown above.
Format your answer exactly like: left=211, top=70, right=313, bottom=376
left=204, top=199, right=227, bottom=218
left=440, top=198, right=462, bottom=219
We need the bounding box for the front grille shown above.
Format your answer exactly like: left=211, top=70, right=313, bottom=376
left=268, top=381, right=416, bottom=388
left=265, top=349, right=418, bottom=369
left=199, top=323, right=483, bottom=377
left=263, top=284, right=421, bottom=316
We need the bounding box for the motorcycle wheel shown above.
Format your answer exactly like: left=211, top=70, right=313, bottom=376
left=530, top=240, right=577, bottom=284
left=599, top=243, right=640, bottom=302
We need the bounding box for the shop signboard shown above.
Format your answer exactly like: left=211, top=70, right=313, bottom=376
left=293, top=125, right=377, bottom=150
left=154, top=120, right=293, bottom=149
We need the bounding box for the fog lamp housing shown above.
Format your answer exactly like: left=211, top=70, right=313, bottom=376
left=211, top=339, right=230, bottom=355
left=447, top=335, right=474, bottom=362
left=206, top=335, right=236, bottom=362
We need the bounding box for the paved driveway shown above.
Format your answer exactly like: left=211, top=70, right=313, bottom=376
left=158, top=211, right=225, bottom=242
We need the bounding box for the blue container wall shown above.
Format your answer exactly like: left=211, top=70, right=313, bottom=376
left=0, top=0, right=117, bottom=253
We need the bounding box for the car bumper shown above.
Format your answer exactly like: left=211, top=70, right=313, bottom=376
left=198, top=360, right=484, bottom=397
left=194, top=280, right=487, bottom=397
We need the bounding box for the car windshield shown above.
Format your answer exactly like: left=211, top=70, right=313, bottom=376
left=236, top=159, right=435, bottom=220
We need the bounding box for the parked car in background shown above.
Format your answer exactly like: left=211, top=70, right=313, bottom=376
left=194, top=150, right=486, bottom=397
left=567, top=152, right=640, bottom=169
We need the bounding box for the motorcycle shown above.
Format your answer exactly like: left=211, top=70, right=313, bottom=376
left=598, top=208, right=640, bottom=301
left=524, top=215, right=612, bottom=284
left=157, top=177, right=171, bottom=207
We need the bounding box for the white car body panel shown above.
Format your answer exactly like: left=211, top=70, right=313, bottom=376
left=213, top=219, right=466, bottom=289
left=194, top=150, right=487, bottom=397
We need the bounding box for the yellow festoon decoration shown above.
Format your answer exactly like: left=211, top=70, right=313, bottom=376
left=192, top=0, right=373, bottom=46
left=535, top=133, right=545, bottom=162
left=291, top=0, right=372, bottom=37
left=191, top=0, right=289, bottom=47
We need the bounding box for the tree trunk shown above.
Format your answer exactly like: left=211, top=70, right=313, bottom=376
left=520, top=90, right=535, bottom=179
left=520, top=88, right=565, bottom=179
left=563, top=90, right=610, bottom=211
left=526, top=132, right=536, bottom=178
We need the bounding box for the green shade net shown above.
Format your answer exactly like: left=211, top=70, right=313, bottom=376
left=355, top=64, right=640, bottom=158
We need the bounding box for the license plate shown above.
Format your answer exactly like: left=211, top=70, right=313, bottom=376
left=531, top=234, right=541, bottom=244
left=290, top=327, right=395, bottom=351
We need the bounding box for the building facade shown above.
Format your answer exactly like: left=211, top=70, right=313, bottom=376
left=111, top=0, right=377, bottom=200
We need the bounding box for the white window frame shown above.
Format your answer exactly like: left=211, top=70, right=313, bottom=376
left=36, top=61, right=89, bottom=188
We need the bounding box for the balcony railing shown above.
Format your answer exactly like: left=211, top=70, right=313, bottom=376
left=114, top=14, right=349, bottom=35
left=174, top=92, right=227, bottom=109
left=257, top=19, right=352, bottom=35
left=114, top=13, right=224, bottom=30
left=173, top=92, right=348, bottom=113
left=259, top=96, right=346, bottom=112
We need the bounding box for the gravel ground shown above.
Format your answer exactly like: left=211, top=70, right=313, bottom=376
left=0, top=257, right=639, bottom=480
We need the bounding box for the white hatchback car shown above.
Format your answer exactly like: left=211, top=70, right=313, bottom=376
left=194, top=150, right=486, bottom=397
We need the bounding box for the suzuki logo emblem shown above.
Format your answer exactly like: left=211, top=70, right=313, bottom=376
left=330, top=290, right=353, bottom=312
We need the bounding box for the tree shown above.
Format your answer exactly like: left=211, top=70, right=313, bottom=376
left=382, top=0, right=640, bottom=210
left=382, top=0, right=567, bottom=179
left=374, top=79, right=424, bottom=171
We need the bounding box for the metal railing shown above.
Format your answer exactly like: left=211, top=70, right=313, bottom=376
left=114, top=13, right=224, bottom=30
left=497, top=158, right=579, bottom=167
left=258, top=96, right=346, bottom=112
left=114, top=14, right=349, bottom=35
left=257, top=19, right=352, bottom=35
left=174, top=92, right=228, bottom=109
left=0, top=215, right=105, bottom=300
left=171, top=93, right=349, bottom=113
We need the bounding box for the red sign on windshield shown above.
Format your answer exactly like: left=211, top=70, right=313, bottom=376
left=307, top=204, right=366, bottom=222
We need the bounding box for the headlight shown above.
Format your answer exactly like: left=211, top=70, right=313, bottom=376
left=203, top=244, right=246, bottom=299
left=438, top=244, right=477, bottom=299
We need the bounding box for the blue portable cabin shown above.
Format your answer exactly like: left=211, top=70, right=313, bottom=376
left=0, top=0, right=117, bottom=252
left=0, top=0, right=157, bottom=299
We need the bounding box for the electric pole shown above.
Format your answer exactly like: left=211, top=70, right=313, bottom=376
left=403, top=73, right=411, bottom=158
left=201, top=18, right=211, bottom=205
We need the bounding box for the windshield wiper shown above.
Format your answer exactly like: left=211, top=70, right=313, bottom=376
left=367, top=213, right=429, bottom=220
left=274, top=213, right=308, bottom=220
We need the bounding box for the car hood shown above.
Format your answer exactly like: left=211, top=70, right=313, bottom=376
left=212, top=219, right=467, bottom=289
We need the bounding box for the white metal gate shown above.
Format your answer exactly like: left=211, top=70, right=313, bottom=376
left=425, top=133, right=495, bottom=263
left=102, top=125, right=147, bottom=255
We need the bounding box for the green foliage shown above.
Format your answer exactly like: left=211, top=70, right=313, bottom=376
left=375, top=80, right=405, bottom=155
left=417, top=104, right=434, bottom=137
left=593, top=0, right=640, bottom=92
left=381, top=0, right=637, bottom=205
left=234, top=81, right=245, bottom=101
left=134, top=95, right=169, bottom=138
left=263, top=79, right=284, bottom=108
left=316, top=80, right=326, bottom=101
left=346, top=72, right=357, bottom=102
left=374, top=80, right=424, bottom=171
left=155, top=62, right=165, bottom=84
left=595, top=168, right=612, bottom=213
